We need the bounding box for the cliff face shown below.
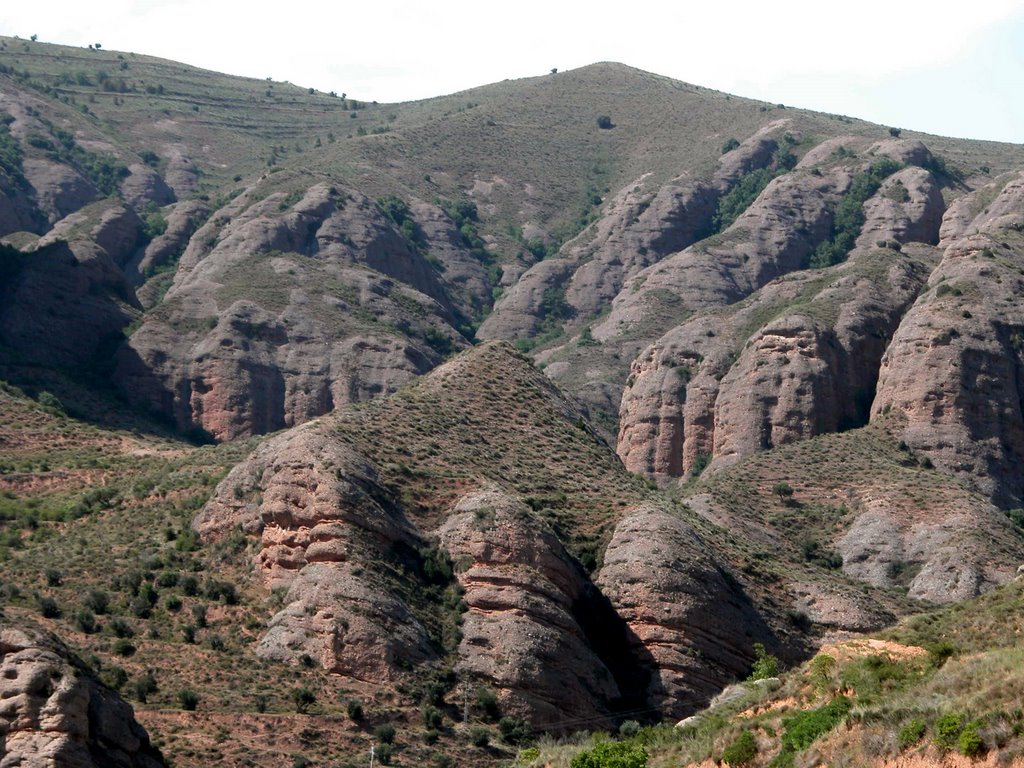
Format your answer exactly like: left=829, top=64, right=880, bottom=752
left=0, top=619, right=164, bottom=768
left=871, top=172, right=1024, bottom=508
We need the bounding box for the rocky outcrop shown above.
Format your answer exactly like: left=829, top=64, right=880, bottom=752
left=616, top=246, right=935, bottom=478
left=0, top=619, right=164, bottom=768
left=437, top=489, right=622, bottom=727
left=596, top=505, right=781, bottom=718
left=616, top=158, right=946, bottom=478
left=21, top=158, right=97, bottom=225
left=120, top=164, right=175, bottom=210
left=118, top=182, right=482, bottom=440
left=597, top=164, right=853, bottom=341
left=872, top=172, right=1024, bottom=507
left=129, top=200, right=211, bottom=294
left=196, top=419, right=436, bottom=679
left=0, top=202, right=141, bottom=368
left=835, top=495, right=1019, bottom=603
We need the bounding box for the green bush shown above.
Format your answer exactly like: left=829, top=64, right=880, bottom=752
left=809, top=159, right=901, bottom=268
left=477, top=686, right=501, bottom=720
left=75, top=610, right=97, bottom=634
left=596, top=115, right=613, bottom=129
left=934, top=713, right=964, bottom=750
left=618, top=720, right=640, bottom=738
left=957, top=722, right=983, bottom=757
left=113, top=638, right=136, bottom=657
left=570, top=740, right=648, bottom=768
left=374, top=723, right=396, bottom=744
left=291, top=687, right=316, bottom=714
left=898, top=719, right=926, bottom=749
left=37, top=595, right=60, bottom=618
left=423, top=704, right=443, bottom=729
left=781, top=696, right=850, bottom=752
left=721, top=731, right=757, bottom=766
left=178, top=689, right=199, bottom=711
left=721, top=138, right=741, bottom=154
left=809, top=654, right=836, bottom=692
left=346, top=699, right=364, bottom=720
left=499, top=716, right=533, bottom=745
left=470, top=726, right=490, bottom=747
left=518, top=747, right=541, bottom=764
left=748, top=642, right=780, bottom=681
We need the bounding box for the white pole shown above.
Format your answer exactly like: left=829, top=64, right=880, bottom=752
left=369, top=745, right=375, bottom=768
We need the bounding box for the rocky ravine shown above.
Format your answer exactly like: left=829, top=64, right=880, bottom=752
left=0, top=618, right=164, bottom=768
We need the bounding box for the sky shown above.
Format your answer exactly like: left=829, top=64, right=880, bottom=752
left=1, top=0, right=1022, bottom=142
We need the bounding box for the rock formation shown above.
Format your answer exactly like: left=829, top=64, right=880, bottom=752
left=0, top=618, right=164, bottom=768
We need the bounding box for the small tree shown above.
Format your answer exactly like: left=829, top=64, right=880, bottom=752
left=772, top=482, right=795, bottom=503
left=291, top=687, right=316, bottom=714
left=596, top=115, right=614, bottom=129
left=748, top=642, right=780, bottom=681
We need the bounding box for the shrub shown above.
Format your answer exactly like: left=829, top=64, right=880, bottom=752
left=809, top=654, right=836, bottom=692
left=178, top=689, right=199, bottom=711
left=107, top=618, right=133, bottom=638
left=291, top=687, right=316, bottom=714
left=781, top=696, right=850, bottom=752
left=748, top=642, right=779, bottom=680
left=721, top=138, right=741, bottom=154
left=74, top=610, right=97, bottom=634
left=926, top=641, right=957, bottom=668
left=934, top=713, right=964, bottom=750
left=772, top=483, right=794, bottom=502
left=596, top=115, right=613, bottom=129
left=346, top=699, right=364, bottom=720
left=375, top=743, right=395, bottom=765
left=721, top=731, right=757, bottom=766
left=958, top=722, right=983, bottom=757
left=470, top=726, right=491, bottom=747
left=113, top=638, right=136, bottom=657
left=898, top=719, right=926, bottom=749
left=517, top=747, right=541, bottom=765
left=374, top=723, right=396, bottom=744
left=37, top=595, right=60, bottom=618
left=129, top=671, right=158, bottom=703
left=477, top=686, right=500, bottom=720
left=618, top=720, right=641, bottom=738
left=570, top=741, right=648, bottom=768
left=423, top=704, right=443, bottom=729
left=45, top=568, right=62, bottom=586
left=499, top=716, right=533, bottom=745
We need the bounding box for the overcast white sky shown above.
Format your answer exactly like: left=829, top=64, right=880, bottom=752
left=2, top=0, right=1022, bottom=142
